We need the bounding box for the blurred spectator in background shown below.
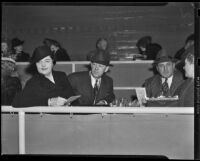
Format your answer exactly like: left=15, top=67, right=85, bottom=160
left=146, top=43, right=162, bottom=60
left=1, top=37, right=12, bottom=57
left=136, top=36, right=152, bottom=59
left=11, top=37, right=30, bottom=62
left=175, top=33, right=194, bottom=77
left=43, top=38, right=53, bottom=48
left=49, top=39, right=71, bottom=61
left=135, top=36, right=162, bottom=60
left=86, top=38, right=109, bottom=61
left=1, top=56, right=22, bottom=105
left=174, top=33, right=194, bottom=60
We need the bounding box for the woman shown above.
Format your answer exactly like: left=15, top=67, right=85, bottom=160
left=1, top=57, right=22, bottom=105
left=12, top=45, right=74, bottom=107
left=11, top=37, right=30, bottom=62
left=175, top=46, right=194, bottom=107
left=49, top=39, right=71, bottom=61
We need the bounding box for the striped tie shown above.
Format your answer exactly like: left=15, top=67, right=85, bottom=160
left=162, top=78, right=170, bottom=97
left=93, top=79, right=99, bottom=104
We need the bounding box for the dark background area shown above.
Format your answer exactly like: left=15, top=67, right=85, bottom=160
left=2, top=2, right=194, bottom=60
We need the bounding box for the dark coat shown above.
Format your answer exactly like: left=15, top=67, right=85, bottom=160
left=174, top=78, right=194, bottom=107
left=12, top=71, right=74, bottom=107
left=144, top=69, right=185, bottom=107
left=68, top=71, right=115, bottom=106
left=55, top=48, right=71, bottom=61
left=1, top=76, right=22, bottom=105
left=14, top=51, right=30, bottom=62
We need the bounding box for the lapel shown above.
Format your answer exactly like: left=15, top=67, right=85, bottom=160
left=96, top=75, right=107, bottom=102
left=86, top=72, right=95, bottom=100
left=152, top=75, right=162, bottom=97
left=169, top=71, right=182, bottom=95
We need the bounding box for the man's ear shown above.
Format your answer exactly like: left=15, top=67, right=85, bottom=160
left=105, top=66, right=109, bottom=72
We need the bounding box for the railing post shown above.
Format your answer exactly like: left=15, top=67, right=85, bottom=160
left=18, top=111, right=25, bottom=154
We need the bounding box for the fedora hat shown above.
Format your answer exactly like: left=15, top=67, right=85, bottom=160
left=30, top=45, right=54, bottom=64
left=11, top=37, right=24, bottom=48
left=91, top=49, right=111, bottom=66
left=154, top=49, right=176, bottom=64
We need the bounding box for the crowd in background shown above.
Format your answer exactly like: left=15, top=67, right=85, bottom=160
left=1, top=33, right=195, bottom=107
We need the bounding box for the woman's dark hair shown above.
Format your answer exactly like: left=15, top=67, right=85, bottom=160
left=136, top=36, right=152, bottom=48
left=185, top=33, right=194, bottom=44
left=50, top=39, right=61, bottom=48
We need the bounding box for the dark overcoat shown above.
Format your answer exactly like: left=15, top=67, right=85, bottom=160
left=68, top=71, right=115, bottom=106
left=12, top=71, right=74, bottom=107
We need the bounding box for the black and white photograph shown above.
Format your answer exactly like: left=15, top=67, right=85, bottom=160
left=1, top=2, right=199, bottom=160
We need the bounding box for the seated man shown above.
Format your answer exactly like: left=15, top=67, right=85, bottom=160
left=143, top=49, right=185, bottom=107
left=69, top=50, right=115, bottom=106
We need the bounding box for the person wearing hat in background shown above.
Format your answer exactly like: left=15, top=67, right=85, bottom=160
left=86, top=38, right=109, bottom=61
left=143, top=49, right=185, bottom=107
left=1, top=56, right=22, bottom=105
left=135, top=35, right=162, bottom=60
left=69, top=49, right=115, bottom=106
left=12, top=45, right=75, bottom=107
left=11, top=37, right=30, bottom=62
left=174, top=46, right=194, bottom=107
left=174, top=33, right=194, bottom=60
left=135, top=36, right=152, bottom=60
left=49, top=39, right=71, bottom=61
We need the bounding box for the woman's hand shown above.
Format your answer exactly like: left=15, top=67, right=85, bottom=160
left=48, top=96, right=68, bottom=106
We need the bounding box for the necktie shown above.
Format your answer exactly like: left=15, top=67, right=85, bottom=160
left=162, top=78, right=170, bottom=97
left=93, top=79, right=99, bottom=104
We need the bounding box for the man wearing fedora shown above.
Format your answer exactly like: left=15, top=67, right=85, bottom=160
left=68, top=50, right=115, bottom=106
left=143, top=49, right=185, bottom=107
left=11, top=37, right=30, bottom=62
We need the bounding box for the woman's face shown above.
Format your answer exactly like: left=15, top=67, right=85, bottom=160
left=36, top=56, right=54, bottom=77
left=1, top=42, right=8, bottom=52
left=50, top=45, right=59, bottom=52
left=184, top=58, right=194, bottom=78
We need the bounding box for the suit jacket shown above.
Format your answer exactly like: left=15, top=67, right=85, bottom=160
left=174, top=78, right=194, bottom=107
left=12, top=70, right=74, bottom=107
left=144, top=69, right=185, bottom=107
left=68, top=71, right=115, bottom=106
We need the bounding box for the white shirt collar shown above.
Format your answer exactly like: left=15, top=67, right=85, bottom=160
left=161, top=75, right=173, bottom=88
left=90, top=72, right=101, bottom=88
